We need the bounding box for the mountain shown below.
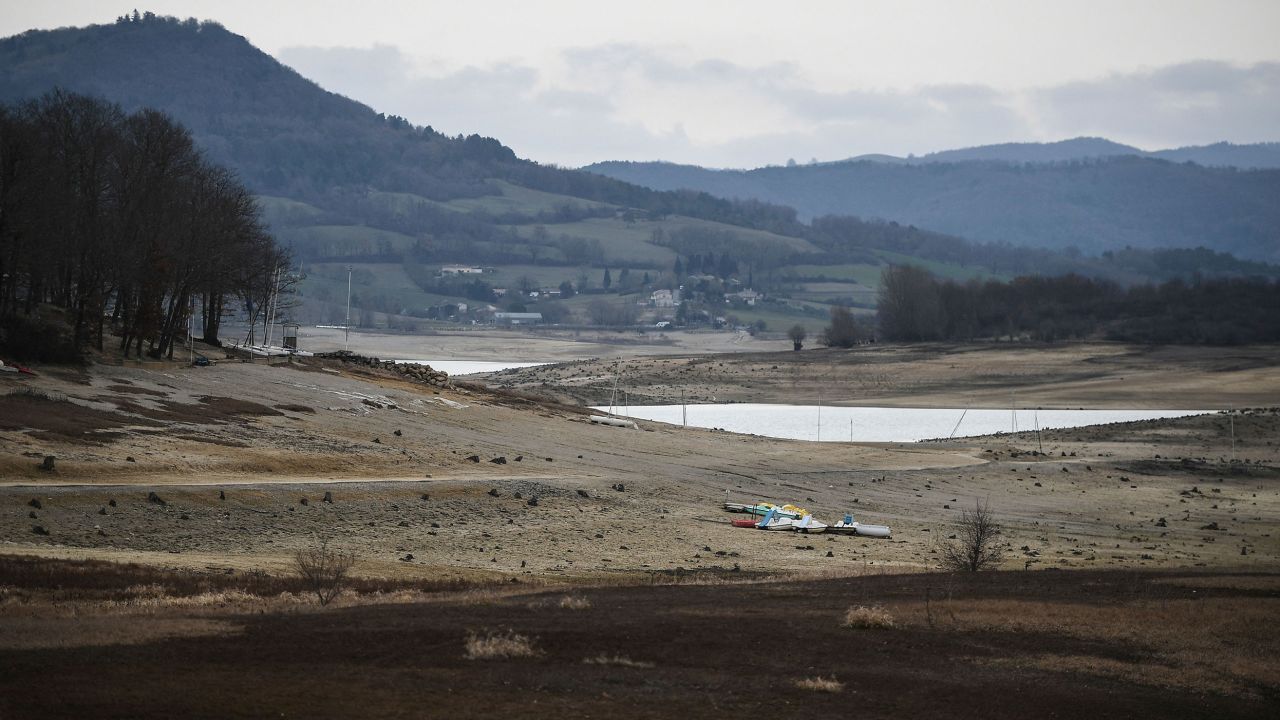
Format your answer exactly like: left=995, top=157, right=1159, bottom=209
left=1, top=14, right=1273, bottom=333
left=829, top=138, right=1280, bottom=169
left=584, top=155, right=1280, bottom=262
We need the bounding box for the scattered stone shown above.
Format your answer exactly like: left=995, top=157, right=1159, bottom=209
left=28, top=511, right=37, bottom=519
left=41, top=456, right=55, bottom=471
left=577, top=455, right=583, bottom=459
left=513, top=492, right=522, bottom=499
left=299, top=498, right=309, bottom=506
left=27, top=498, right=41, bottom=510
left=126, top=456, right=136, bottom=463
left=490, top=456, right=507, bottom=465
left=398, top=520, right=410, bottom=527
left=514, top=455, right=523, bottom=462
left=323, top=491, right=334, bottom=503
left=147, top=491, right=166, bottom=506
left=467, top=455, right=480, bottom=463
left=98, top=507, right=107, bottom=515
left=394, top=429, right=403, bottom=437
left=1200, top=521, right=1221, bottom=531
left=108, top=499, right=117, bottom=507
left=527, top=496, right=539, bottom=507
left=1156, top=517, right=1167, bottom=527
left=577, top=489, right=590, bottom=498
left=430, top=522, right=440, bottom=528
left=372, top=437, right=381, bottom=444
left=546, top=457, right=553, bottom=462
left=488, top=488, right=501, bottom=497
left=826, top=550, right=834, bottom=557
left=420, top=493, right=430, bottom=501
left=219, top=490, right=226, bottom=501
left=180, top=513, right=190, bottom=520
left=32, top=525, right=49, bottom=536
left=402, top=553, right=414, bottom=561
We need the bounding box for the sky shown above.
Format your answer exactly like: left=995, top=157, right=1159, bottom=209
left=3, top=1, right=1278, bottom=168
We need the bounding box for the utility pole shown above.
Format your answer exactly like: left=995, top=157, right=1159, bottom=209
left=344, top=265, right=352, bottom=352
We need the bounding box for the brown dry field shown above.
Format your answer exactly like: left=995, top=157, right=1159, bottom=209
left=2, top=339, right=1279, bottom=717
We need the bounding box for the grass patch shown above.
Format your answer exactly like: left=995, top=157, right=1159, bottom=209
left=843, top=605, right=896, bottom=629
left=558, top=594, right=592, bottom=610
left=795, top=676, right=844, bottom=693
left=582, top=654, right=654, bottom=668
left=0, top=390, right=159, bottom=444
left=464, top=629, right=540, bottom=660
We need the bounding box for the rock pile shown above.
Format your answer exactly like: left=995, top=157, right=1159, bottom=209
left=317, top=351, right=450, bottom=388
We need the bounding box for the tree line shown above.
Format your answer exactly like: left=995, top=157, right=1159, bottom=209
left=0, top=90, right=282, bottom=361
left=874, top=265, right=1280, bottom=345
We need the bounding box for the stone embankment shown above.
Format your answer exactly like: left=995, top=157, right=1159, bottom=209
left=316, top=351, right=450, bottom=388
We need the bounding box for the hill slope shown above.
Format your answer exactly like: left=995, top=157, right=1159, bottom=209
left=584, top=156, right=1280, bottom=262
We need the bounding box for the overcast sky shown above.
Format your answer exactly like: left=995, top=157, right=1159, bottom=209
left=4, top=1, right=1278, bottom=167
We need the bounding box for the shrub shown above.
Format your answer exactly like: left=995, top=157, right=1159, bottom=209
left=843, top=605, right=895, bottom=629
left=558, top=594, right=591, bottom=610
left=795, top=676, right=844, bottom=692
left=464, top=629, right=539, bottom=660
left=938, top=498, right=1005, bottom=572
left=293, top=539, right=355, bottom=606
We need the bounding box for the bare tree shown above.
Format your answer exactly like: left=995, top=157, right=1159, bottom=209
left=938, top=499, right=1005, bottom=572
left=294, top=539, right=356, bottom=605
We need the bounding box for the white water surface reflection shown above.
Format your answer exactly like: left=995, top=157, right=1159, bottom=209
left=592, top=404, right=1209, bottom=443
left=397, top=359, right=550, bottom=376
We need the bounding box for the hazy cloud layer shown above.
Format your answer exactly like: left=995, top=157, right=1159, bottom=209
left=279, top=43, right=1279, bottom=168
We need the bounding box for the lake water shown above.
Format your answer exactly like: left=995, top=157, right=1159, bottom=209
left=398, top=359, right=550, bottom=376
left=591, top=404, right=1209, bottom=443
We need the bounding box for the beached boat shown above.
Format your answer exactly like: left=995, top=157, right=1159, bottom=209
left=723, top=502, right=807, bottom=519
left=794, top=515, right=828, bottom=534
left=830, top=514, right=892, bottom=538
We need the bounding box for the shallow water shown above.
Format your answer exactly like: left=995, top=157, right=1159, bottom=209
left=591, top=404, right=1209, bottom=443
left=397, top=359, right=550, bottom=376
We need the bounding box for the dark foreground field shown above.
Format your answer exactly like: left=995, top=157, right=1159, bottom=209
left=1, top=559, right=1276, bottom=719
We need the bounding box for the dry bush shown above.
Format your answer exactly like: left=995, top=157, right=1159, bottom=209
left=582, top=654, right=655, bottom=668
left=795, top=676, right=845, bottom=693
left=558, top=594, right=591, bottom=610
left=464, top=629, right=539, bottom=660
left=938, top=498, right=1005, bottom=572
left=843, top=605, right=896, bottom=629
left=294, top=540, right=356, bottom=606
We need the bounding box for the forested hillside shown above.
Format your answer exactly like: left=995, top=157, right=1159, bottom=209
left=2, top=13, right=1274, bottom=338
left=585, top=155, right=1280, bottom=262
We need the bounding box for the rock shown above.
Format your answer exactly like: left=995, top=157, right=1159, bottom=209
left=488, top=488, right=501, bottom=497
left=398, top=520, right=410, bottom=527
left=467, top=455, right=480, bottom=463
left=402, top=553, right=414, bottom=561
left=513, top=492, right=523, bottom=499
left=420, top=493, right=430, bottom=501
left=373, top=437, right=381, bottom=444
left=180, top=513, right=190, bottom=520
left=546, top=457, right=553, bottom=462
left=126, top=456, right=136, bottom=463
left=577, top=489, right=590, bottom=498
left=41, top=455, right=55, bottom=471
left=514, top=456, right=523, bottom=462
left=219, top=490, right=226, bottom=501
left=430, top=522, right=440, bottom=528
left=490, top=456, right=507, bottom=465
left=826, top=550, right=834, bottom=557
left=108, top=499, right=117, bottom=507
left=394, top=429, right=403, bottom=437
left=98, top=507, right=107, bottom=515
left=32, top=525, right=49, bottom=536
left=27, top=498, right=41, bottom=509
left=323, top=491, right=333, bottom=503
left=147, top=491, right=166, bottom=505
left=527, top=496, right=539, bottom=507
left=299, top=498, right=309, bottom=506
left=1156, top=517, right=1167, bottom=527
left=28, top=511, right=37, bottom=519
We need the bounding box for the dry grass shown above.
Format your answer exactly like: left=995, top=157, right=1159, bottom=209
left=0, top=616, right=239, bottom=650
left=582, top=654, right=655, bottom=668
left=794, top=676, right=845, bottom=693
left=843, top=605, right=896, bottom=629
left=558, top=594, right=592, bottom=610
left=464, top=629, right=540, bottom=660
left=897, top=595, right=1280, bottom=698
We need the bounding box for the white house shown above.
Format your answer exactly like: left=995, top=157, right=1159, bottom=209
left=651, top=289, right=679, bottom=307
left=440, top=265, right=485, bottom=276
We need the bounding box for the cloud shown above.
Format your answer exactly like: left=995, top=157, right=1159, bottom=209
left=278, top=44, right=1280, bottom=167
